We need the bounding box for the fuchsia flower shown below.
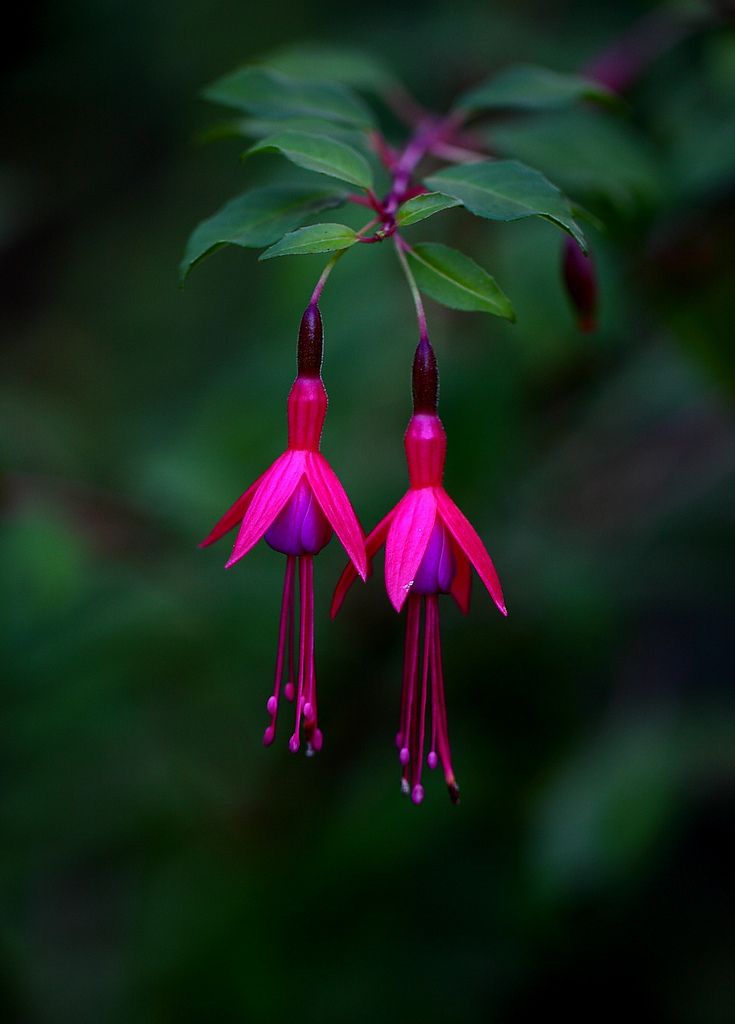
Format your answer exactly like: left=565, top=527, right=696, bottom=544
left=201, top=306, right=367, bottom=754
left=332, top=338, right=506, bottom=805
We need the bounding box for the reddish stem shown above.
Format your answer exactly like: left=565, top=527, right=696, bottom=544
left=369, top=130, right=399, bottom=171
left=307, top=110, right=465, bottom=307
left=357, top=223, right=398, bottom=245
left=380, top=113, right=463, bottom=226
left=346, top=193, right=374, bottom=208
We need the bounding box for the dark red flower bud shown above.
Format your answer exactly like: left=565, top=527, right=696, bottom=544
left=412, top=336, right=438, bottom=414
left=562, top=237, right=598, bottom=333
left=297, top=303, right=323, bottom=377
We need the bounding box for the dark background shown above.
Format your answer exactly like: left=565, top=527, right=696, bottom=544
left=2, top=1, right=734, bottom=1021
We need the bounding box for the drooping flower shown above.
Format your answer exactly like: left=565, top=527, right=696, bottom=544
left=332, top=337, right=506, bottom=804
left=201, top=305, right=367, bottom=753
left=562, top=236, right=598, bottom=333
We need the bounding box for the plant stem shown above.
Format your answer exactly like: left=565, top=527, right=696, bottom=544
left=431, top=140, right=489, bottom=163
left=309, top=250, right=346, bottom=306
left=381, top=113, right=463, bottom=224
left=309, top=218, right=377, bottom=305
left=309, top=111, right=464, bottom=309
left=393, top=236, right=428, bottom=342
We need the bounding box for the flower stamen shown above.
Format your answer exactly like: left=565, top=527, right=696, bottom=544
left=411, top=597, right=432, bottom=804
left=395, top=594, right=461, bottom=804
left=263, top=555, right=296, bottom=747
left=285, top=585, right=296, bottom=702
left=398, top=596, right=420, bottom=773
left=430, top=600, right=460, bottom=805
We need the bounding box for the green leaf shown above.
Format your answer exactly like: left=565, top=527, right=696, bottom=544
left=490, top=110, right=661, bottom=213
left=406, top=242, right=515, bottom=319
left=180, top=185, right=347, bottom=282
left=425, top=160, right=587, bottom=250
left=203, top=67, right=374, bottom=128
left=207, top=116, right=371, bottom=152
left=259, top=223, right=359, bottom=260
left=570, top=202, right=605, bottom=233
left=455, top=63, right=617, bottom=114
left=396, top=192, right=461, bottom=226
left=256, top=44, right=395, bottom=94
left=246, top=130, right=373, bottom=190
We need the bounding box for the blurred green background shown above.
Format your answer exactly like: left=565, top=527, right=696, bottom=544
left=2, top=1, right=734, bottom=1021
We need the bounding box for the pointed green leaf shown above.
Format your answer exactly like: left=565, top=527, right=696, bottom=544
left=180, top=185, right=347, bottom=282
left=203, top=67, right=374, bottom=128
left=207, top=116, right=371, bottom=152
left=257, top=44, right=395, bottom=94
left=259, top=223, right=359, bottom=260
left=246, top=130, right=373, bottom=190
left=425, top=160, right=587, bottom=251
left=406, top=242, right=515, bottom=320
left=396, top=192, right=461, bottom=226
left=490, top=110, right=660, bottom=212
left=455, top=64, right=617, bottom=114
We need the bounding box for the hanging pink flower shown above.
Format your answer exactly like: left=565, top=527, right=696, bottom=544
left=332, top=338, right=506, bottom=804
left=201, top=305, right=367, bottom=754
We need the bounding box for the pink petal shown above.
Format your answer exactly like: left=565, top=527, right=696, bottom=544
left=435, top=488, right=507, bottom=615
left=199, top=472, right=266, bottom=548
left=305, top=452, right=367, bottom=580
left=330, top=508, right=394, bottom=618
left=226, top=451, right=305, bottom=568
left=385, top=488, right=437, bottom=612
left=450, top=539, right=472, bottom=615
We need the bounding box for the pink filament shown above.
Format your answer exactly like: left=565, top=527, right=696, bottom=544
left=264, top=555, right=320, bottom=754
left=411, top=602, right=431, bottom=804
left=396, top=594, right=459, bottom=804
left=428, top=600, right=438, bottom=769
left=301, top=556, right=321, bottom=755
left=398, top=596, right=421, bottom=776
left=263, top=555, right=296, bottom=746
left=285, top=582, right=295, bottom=702
left=290, top=556, right=310, bottom=752
left=429, top=595, right=459, bottom=803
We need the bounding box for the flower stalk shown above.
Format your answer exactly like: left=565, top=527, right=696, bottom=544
left=201, top=304, right=366, bottom=754
left=332, top=331, right=506, bottom=804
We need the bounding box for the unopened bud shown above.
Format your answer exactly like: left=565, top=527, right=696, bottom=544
left=562, top=237, right=598, bottom=333
left=297, top=303, right=323, bottom=377
left=412, top=336, right=438, bottom=413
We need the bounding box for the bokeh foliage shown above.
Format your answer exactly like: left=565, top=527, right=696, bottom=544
left=1, top=2, right=734, bottom=1022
